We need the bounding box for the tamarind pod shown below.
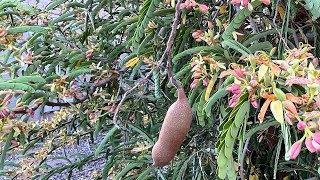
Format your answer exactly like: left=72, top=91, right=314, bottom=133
left=152, top=88, right=192, bottom=166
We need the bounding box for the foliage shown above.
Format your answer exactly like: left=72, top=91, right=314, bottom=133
left=0, top=0, right=320, bottom=179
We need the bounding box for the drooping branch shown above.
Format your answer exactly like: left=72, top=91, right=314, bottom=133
left=160, top=0, right=182, bottom=89
left=13, top=73, right=119, bottom=114
left=112, top=0, right=183, bottom=128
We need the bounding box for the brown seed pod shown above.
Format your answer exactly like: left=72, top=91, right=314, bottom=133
left=152, top=88, right=192, bottom=166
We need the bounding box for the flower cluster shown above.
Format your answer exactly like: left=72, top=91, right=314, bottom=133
left=223, top=65, right=259, bottom=109
left=226, top=84, right=242, bottom=107
left=290, top=131, right=320, bottom=159
left=180, top=0, right=209, bottom=13
left=190, top=54, right=225, bottom=89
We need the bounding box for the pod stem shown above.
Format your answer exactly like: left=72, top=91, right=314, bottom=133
left=164, top=0, right=182, bottom=90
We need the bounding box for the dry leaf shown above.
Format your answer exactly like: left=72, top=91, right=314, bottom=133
left=205, top=77, right=216, bottom=101
left=125, top=57, right=139, bottom=68
left=258, top=99, right=271, bottom=123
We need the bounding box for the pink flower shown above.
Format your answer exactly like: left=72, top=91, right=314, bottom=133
left=233, top=68, right=244, bottom=78
left=208, top=21, right=213, bottom=30
left=185, top=0, right=197, bottom=9
left=285, top=113, right=294, bottom=125
left=313, top=131, right=320, bottom=144
left=226, top=84, right=241, bottom=94
left=312, top=139, right=320, bottom=151
left=198, top=4, right=209, bottom=13
left=229, top=93, right=241, bottom=107
left=179, top=3, right=186, bottom=9
left=305, top=138, right=317, bottom=153
left=261, top=0, right=270, bottom=5
left=230, top=0, right=241, bottom=4
left=192, top=30, right=204, bottom=42
left=297, top=121, right=306, bottom=130
left=289, top=141, right=302, bottom=159
left=202, top=79, right=209, bottom=86
left=312, top=58, right=319, bottom=67
left=251, top=100, right=258, bottom=109
left=242, top=0, right=249, bottom=6
left=190, top=79, right=199, bottom=89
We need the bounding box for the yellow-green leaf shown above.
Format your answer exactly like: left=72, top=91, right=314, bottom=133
left=13, top=127, right=21, bottom=137
left=273, top=88, right=286, bottom=101
left=125, top=57, right=139, bottom=68
left=270, top=100, right=284, bottom=124
left=205, top=75, right=217, bottom=101
left=258, top=64, right=269, bottom=82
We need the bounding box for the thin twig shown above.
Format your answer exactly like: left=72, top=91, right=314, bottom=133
left=240, top=136, right=251, bottom=180
left=272, top=0, right=280, bottom=26
left=112, top=0, right=183, bottom=128
left=163, top=0, right=182, bottom=89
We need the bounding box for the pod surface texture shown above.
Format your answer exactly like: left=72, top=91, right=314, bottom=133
left=152, top=88, right=192, bottom=166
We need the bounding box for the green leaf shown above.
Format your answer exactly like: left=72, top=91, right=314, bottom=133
left=0, top=82, right=35, bottom=92
left=222, top=39, right=252, bottom=57
left=128, top=123, right=154, bottom=145
left=0, top=0, right=36, bottom=14
left=10, top=76, right=46, bottom=84
left=273, top=137, right=283, bottom=179
left=172, top=46, right=221, bottom=65
left=0, top=130, right=13, bottom=170
left=248, top=42, right=273, bottom=52
left=115, top=162, right=143, bottom=179
left=305, top=0, right=320, bottom=21
left=95, top=126, right=118, bottom=156
left=222, top=1, right=262, bottom=40
left=7, top=26, right=49, bottom=35
left=45, top=0, right=68, bottom=11
left=281, top=123, right=291, bottom=161
left=67, top=69, right=91, bottom=81
left=23, top=138, right=40, bottom=155
left=204, top=87, right=228, bottom=117
left=244, top=120, right=279, bottom=140
left=234, top=101, right=250, bottom=127
left=137, top=166, right=155, bottom=180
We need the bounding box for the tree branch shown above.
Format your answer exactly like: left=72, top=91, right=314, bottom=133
left=112, top=0, right=183, bottom=128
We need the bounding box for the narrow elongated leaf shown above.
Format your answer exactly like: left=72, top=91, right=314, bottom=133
left=0, top=82, right=35, bottom=92
left=10, top=76, right=46, bottom=84
left=204, top=87, right=228, bottom=117
left=115, top=162, right=143, bottom=179
left=7, top=26, right=49, bottom=34
left=234, top=101, right=250, bottom=127
left=0, top=131, right=13, bottom=170
left=244, top=120, right=279, bottom=140
left=95, top=126, right=118, bottom=156
left=205, top=77, right=215, bottom=101
left=128, top=123, right=154, bottom=145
